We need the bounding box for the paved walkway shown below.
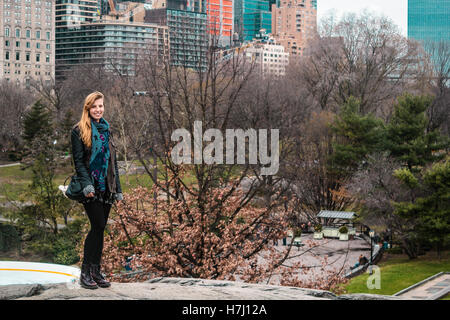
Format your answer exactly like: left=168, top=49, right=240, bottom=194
left=245, top=233, right=371, bottom=285
left=395, top=273, right=450, bottom=300
left=0, top=162, right=20, bottom=168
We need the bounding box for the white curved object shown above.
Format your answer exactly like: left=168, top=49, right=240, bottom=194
left=0, top=261, right=80, bottom=286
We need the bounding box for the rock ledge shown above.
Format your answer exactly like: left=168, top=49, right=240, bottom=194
left=1, top=277, right=403, bottom=300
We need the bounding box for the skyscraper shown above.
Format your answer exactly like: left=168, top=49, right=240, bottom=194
left=145, top=0, right=208, bottom=70
left=207, top=0, right=233, bottom=47
left=55, top=0, right=98, bottom=78
left=234, top=0, right=272, bottom=42
left=56, top=1, right=170, bottom=78
left=55, top=20, right=168, bottom=77
left=408, top=0, right=450, bottom=43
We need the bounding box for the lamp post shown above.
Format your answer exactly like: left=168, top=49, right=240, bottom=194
left=369, top=230, right=375, bottom=274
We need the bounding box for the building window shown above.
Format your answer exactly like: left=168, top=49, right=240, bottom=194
left=16, top=52, right=20, bottom=61
left=5, top=27, right=10, bottom=37
left=36, top=53, right=40, bottom=62
left=26, top=29, right=31, bottom=38
left=15, top=29, right=20, bottom=37
left=46, top=31, right=50, bottom=40
left=5, top=51, right=10, bottom=60
left=36, top=30, right=40, bottom=39
left=45, top=55, right=49, bottom=63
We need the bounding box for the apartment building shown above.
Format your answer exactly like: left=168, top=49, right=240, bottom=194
left=0, top=0, right=55, bottom=87
left=271, top=0, right=317, bottom=57
left=245, top=34, right=289, bottom=76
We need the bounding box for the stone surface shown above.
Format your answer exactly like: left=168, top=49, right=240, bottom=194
left=0, top=277, right=405, bottom=300
left=337, top=293, right=404, bottom=300
left=0, top=283, right=45, bottom=300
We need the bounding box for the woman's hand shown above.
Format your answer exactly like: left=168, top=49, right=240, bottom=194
left=82, top=185, right=95, bottom=198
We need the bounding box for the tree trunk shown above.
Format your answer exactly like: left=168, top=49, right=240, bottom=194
left=401, top=238, right=418, bottom=259
left=437, top=241, right=442, bottom=260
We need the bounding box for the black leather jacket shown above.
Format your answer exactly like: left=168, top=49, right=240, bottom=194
left=71, top=123, right=122, bottom=200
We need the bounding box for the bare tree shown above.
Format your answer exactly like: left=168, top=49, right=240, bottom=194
left=296, top=12, right=423, bottom=117
left=422, top=40, right=450, bottom=135
left=0, top=80, right=35, bottom=156
left=93, top=35, right=353, bottom=289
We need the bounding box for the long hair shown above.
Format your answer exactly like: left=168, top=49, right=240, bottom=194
left=77, top=91, right=104, bottom=149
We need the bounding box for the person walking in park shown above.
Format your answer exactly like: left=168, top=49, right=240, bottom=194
left=71, top=91, right=123, bottom=289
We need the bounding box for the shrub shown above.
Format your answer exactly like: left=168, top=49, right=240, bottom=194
left=314, top=224, right=322, bottom=232
left=7, top=151, right=22, bottom=161
left=386, top=246, right=403, bottom=254
left=339, top=226, right=348, bottom=234
left=0, top=224, right=20, bottom=252
left=52, top=239, right=80, bottom=265
left=52, top=219, right=84, bottom=265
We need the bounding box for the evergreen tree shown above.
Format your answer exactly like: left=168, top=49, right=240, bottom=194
left=393, top=160, right=450, bottom=259
left=22, top=100, right=52, bottom=144
left=386, top=94, right=448, bottom=170
left=329, top=96, right=385, bottom=176
left=57, top=109, right=75, bottom=155
left=21, top=100, right=54, bottom=161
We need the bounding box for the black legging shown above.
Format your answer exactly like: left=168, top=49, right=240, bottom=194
left=82, top=200, right=112, bottom=265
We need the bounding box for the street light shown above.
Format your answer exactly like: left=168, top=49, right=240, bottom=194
left=369, top=230, right=375, bottom=274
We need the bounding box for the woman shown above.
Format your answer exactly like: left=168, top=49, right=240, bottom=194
left=71, top=91, right=123, bottom=289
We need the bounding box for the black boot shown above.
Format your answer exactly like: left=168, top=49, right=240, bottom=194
left=79, top=263, right=98, bottom=289
left=90, top=264, right=111, bottom=288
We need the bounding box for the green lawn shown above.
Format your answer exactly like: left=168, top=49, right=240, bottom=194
left=343, top=250, right=450, bottom=296
left=0, top=164, right=75, bottom=202
left=0, top=162, right=199, bottom=202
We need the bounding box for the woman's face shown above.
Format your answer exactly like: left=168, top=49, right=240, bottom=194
left=89, top=98, right=104, bottom=122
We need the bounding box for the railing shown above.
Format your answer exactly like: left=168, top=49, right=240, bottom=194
left=344, top=239, right=384, bottom=278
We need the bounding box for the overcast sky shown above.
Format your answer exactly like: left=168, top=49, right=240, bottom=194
left=317, top=0, right=408, bottom=36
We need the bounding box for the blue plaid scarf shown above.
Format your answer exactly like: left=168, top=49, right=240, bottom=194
left=89, top=118, right=110, bottom=192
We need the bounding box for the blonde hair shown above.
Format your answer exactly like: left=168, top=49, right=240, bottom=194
left=77, top=91, right=104, bottom=149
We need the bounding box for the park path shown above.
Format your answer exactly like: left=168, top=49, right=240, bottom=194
left=0, top=163, right=20, bottom=168
left=394, top=272, right=450, bottom=300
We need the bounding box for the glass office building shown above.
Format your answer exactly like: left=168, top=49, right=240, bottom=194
left=55, top=21, right=169, bottom=77
left=167, top=9, right=208, bottom=69
left=55, top=0, right=98, bottom=78
left=235, top=0, right=272, bottom=42
left=55, top=1, right=169, bottom=78
left=145, top=0, right=208, bottom=70
left=408, top=0, right=450, bottom=43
